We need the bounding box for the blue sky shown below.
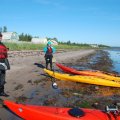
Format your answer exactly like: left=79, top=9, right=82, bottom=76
left=1, top=0, right=120, bottom=46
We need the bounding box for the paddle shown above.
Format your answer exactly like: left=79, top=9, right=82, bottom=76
left=52, top=57, right=56, bottom=63
left=39, top=57, right=58, bottom=89
left=51, top=57, right=58, bottom=89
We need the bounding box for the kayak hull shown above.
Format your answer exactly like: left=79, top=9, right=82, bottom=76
left=44, top=69, right=120, bottom=87
left=56, top=63, right=120, bottom=81
left=4, top=100, right=120, bottom=120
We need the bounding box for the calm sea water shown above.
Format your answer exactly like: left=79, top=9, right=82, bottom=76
left=107, top=49, right=120, bottom=74
left=70, top=49, right=120, bottom=75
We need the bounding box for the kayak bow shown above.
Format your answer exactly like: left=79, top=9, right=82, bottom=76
left=4, top=100, right=120, bottom=120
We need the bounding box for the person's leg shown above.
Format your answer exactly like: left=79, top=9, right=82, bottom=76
left=46, top=60, right=48, bottom=69
left=0, top=85, right=9, bottom=97
left=0, top=85, right=4, bottom=94
left=0, top=70, right=4, bottom=93
left=0, top=70, right=9, bottom=97
left=45, top=56, right=49, bottom=69
left=49, top=56, right=53, bottom=70
left=0, top=70, right=6, bottom=85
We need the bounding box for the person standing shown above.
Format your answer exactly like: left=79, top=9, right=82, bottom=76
left=0, top=33, right=10, bottom=97
left=43, top=41, right=56, bottom=70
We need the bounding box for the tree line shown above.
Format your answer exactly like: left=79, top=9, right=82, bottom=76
left=0, top=26, right=7, bottom=32
left=0, top=26, right=109, bottom=47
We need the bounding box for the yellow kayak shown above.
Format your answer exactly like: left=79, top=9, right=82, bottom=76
left=44, top=69, right=120, bottom=87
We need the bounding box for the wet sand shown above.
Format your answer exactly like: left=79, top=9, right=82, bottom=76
left=0, top=49, right=95, bottom=120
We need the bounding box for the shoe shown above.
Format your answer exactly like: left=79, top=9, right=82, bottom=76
left=0, top=92, right=9, bottom=97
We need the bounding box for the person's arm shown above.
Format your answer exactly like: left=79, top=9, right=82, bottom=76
left=5, top=58, right=10, bottom=70
left=52, top=47, right=56, bottom=53
left=43, top=47, right=47, bottom=53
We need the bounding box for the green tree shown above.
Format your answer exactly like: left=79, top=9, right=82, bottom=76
left=19, top=33, right=32, bottom=41
left=19, top=33, right=24, bottom=41
left=67, top=40, right=71, bottom=45
left=3, top=26, right=7, bottom=32
left=47, top=37, right=58, bottom=42
left=0, top=27, right=2, bottom=32
left=27, top=34, right=32, bottom=42
left=53, top=37, right=58, bottom=42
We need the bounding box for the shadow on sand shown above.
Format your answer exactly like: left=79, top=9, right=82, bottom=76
left=34, top=63, right=45, bottom=69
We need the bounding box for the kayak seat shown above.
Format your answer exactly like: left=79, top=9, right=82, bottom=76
left=68, top=107, right=85, bottom=118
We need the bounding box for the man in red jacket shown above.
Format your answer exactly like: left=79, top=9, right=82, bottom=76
left=0, top=33, right=10, bottom=97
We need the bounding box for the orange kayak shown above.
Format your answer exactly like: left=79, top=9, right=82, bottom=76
left=56, top=63, right=120, bottom=81
left=4, top=100, right=120, bottom=120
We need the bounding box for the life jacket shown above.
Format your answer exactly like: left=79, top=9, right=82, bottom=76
left=0, top=43, right=8, bottom=59
left=46, top=47, right=53, bottom=55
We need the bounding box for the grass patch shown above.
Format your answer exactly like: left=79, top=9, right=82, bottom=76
left=4, top=42, right=45, bottom=51
left=4, top=42, right=94, bottom=51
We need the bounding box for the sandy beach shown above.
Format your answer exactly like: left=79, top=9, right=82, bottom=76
left=6, top=49, right=95, bottom=98
left=0, top=49, right=95, bottom=120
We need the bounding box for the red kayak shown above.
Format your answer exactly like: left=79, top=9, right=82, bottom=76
left=4, top=100, right=120, bottom=120
left=56, top=63, right=120, bottom=81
